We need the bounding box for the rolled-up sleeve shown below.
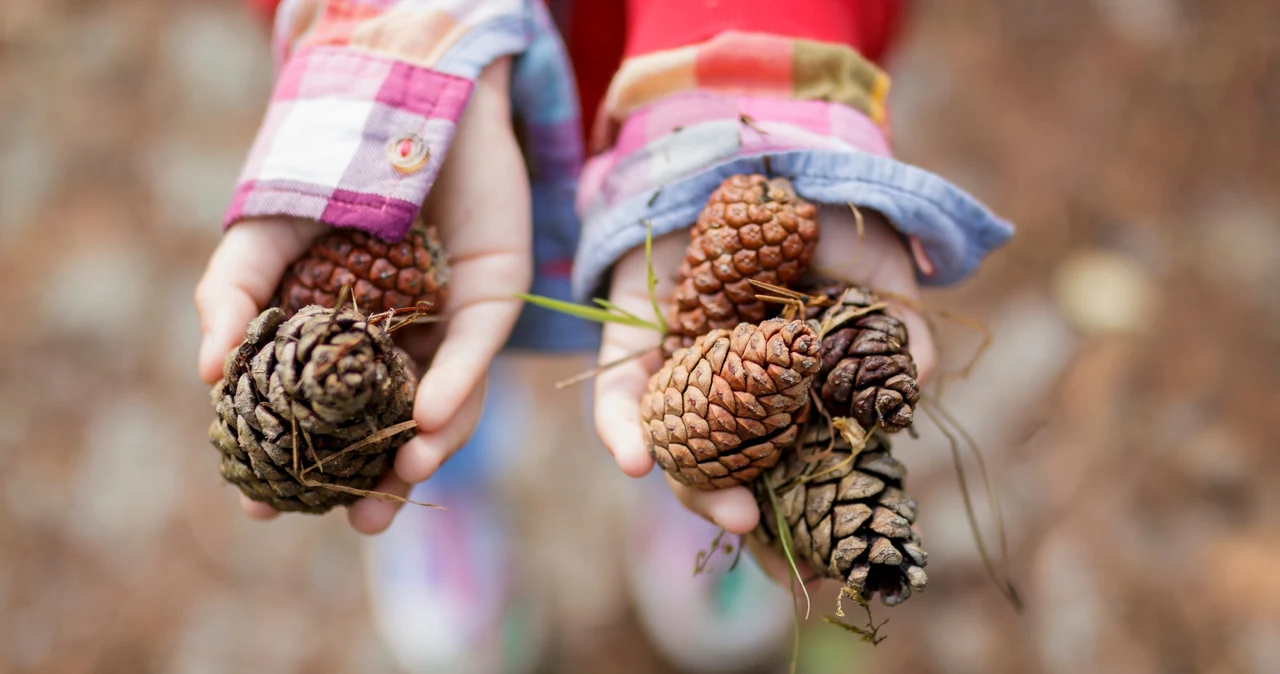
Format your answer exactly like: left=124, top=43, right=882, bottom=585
left=572, top=0, right=1014, bottom=302
left=225, top=0, right=542, bottom=242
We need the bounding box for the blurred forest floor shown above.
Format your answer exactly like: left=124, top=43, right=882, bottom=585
left=0, top=0, right=1277, bottom=672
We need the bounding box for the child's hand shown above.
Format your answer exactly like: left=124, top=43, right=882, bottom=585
left=195, top=59, right=532, bottom=533
left=591, top=206, right=938, bottom=536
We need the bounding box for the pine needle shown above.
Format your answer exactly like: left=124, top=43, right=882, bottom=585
left=920, top=400, right=1023, bottom=611
left=931, top=309, right=993, bottom=398
left=326, top=284, right=353, bottom=333
left=846, top=202, right=867, bottom=272
left=763, top=478, right=812, bottom=619
left=305, top=420, right=418, bottom=475
left=555, top=346, right=659, bottom=389
left=302, top=480, right=444, bottom=509
left=930, top=399, right=1022, bottom=610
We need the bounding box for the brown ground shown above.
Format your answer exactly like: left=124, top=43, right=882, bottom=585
left=1, top=0, right=1277, bottom=672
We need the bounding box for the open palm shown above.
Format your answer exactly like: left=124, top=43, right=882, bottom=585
left=195, top=60, right=531, bottom=534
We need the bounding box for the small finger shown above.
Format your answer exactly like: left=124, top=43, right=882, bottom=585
left=194, top=219, right=324, bottom=384
left=594, top=335, right=662, bottom=477
left=347, top=473, right=412, bottom=535
left=412, top=294, right=521, bottom=431
left=239, top=493, right=280, bottom=521
left=665, top=475, right=761, bottom=535
left=396, top=377, right=487, bottom=484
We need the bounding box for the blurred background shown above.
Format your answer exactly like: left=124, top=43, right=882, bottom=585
left=1, top=0, right=1277, bottom=672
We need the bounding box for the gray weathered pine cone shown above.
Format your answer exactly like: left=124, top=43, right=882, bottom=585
left=208, top=305, right=416, bottom=513
left=753, top=426, right=928, bottom=606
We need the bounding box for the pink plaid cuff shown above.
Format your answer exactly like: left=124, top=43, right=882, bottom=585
left=225, top=45, right=473, bottom=240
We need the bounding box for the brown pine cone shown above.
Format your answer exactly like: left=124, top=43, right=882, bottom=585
left=664, top=175, right=820, bottom=356
left=208, top=305, right=416, bottom=514
left=753, top=427, right=928, bottom=607
left=274, top=224, right=449, bottom=317
left=641, top=318, right=822, bottom=490
left=813, top=286, right=920, bottom=432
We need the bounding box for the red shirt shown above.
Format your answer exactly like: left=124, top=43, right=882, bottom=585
left=243, top=0, right=905, bottom=142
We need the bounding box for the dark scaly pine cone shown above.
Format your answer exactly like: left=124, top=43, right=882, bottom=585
left=274, top=224, right=449, bottom=317
left=663, top=175, right=820, bottom=356
left=812, top=285, right=920, bottom=433
left=641, top=318, right=822, bottom=490
left=753, top=427, right=928, bottom=607
left=208, top=305, right=416, bottom=513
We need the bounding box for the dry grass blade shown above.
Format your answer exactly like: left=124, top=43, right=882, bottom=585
left=793, top=421, right=878, bottom=489
left=832, top=417, right=871, bottom=456
left=593, top=298, right=647, bottom=325
left=301, top=425, right=321, bottom=473
left=739, top=112, right=769, bottom=135
left=846, top=202, right=867, bottom=271
left=748, top=278, right=833, bottom=307
left=749, top=278, right=807, bottom=297
left=755, top=293, right=804, bottom=306
left=515, top=293, right=663, bottom=332
left=763, top=477, right=812, bottom=620
left=931, top=309, right=992, bottom=398
left=300, top=480, right=444, bottom=509
left=326, top=283, right=353, bottom=333
left=750, top=279, right=835, bottom=320
left=931, top=399, right=1020, bottom=603
left=920, top=400, right=1024, bottom=611
left=304, top=420, right=418, bottom=475
left=825, top=587, right=887, bottom=645
left=556, top=346, right=660, bottom=389
left=369, top=304, right=444, bottom=332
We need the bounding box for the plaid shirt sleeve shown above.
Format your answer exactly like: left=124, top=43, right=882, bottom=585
left=225, top=0, right=542, bottom=242
left=570, top=0, right=1014, bottom=301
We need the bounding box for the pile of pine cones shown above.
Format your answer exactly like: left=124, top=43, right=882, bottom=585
left=641, top=174, right=927, bottom=607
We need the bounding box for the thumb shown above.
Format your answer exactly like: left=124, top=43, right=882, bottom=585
left=194, top=218, right=325, bottom=384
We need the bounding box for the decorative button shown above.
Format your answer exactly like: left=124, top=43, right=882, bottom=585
left=387, top=133, right=429, bottom=174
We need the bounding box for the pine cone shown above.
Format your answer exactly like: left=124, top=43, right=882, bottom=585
left=664, top=175, right=820, bottom=355
left=208, top=305, right=416, bottom=514
left=274, top=225, right=449, bottom=317
left=813, top=286, right=920, bottom=432
left=753, top=428, right=928, bottom=606
left=641, top=318, right=822, bottom=490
